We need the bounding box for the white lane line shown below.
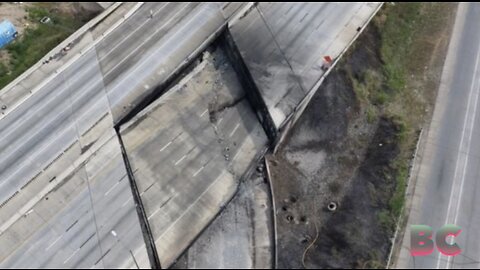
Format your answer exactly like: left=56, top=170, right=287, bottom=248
left=200, top=109, right=208, bottom=117
left=0, top=2, right=145, bottom=123
left=449, top=47, right=480, bottom=269
left=156, top=170, right=229, bottom=240
left=438, top=35, right=480, bottom=269
left=46, top=235, right=63, bottom=251
left=147, top=208, right=162, bottom=220
left=0, top=58, right=100, bottom=141
left=229, top=123, right=240, bottom=137
left=104, top=181, right=120, bottom=196
left=104, top=3, right=209, bottom=111
left=103, top=3, right=191, bottom=78
left=192, top=166, right=205, bottom=177
left=217, top=118, right=223, bottom=125
left=159, top=141, right=172, bottom=152
left=174, top=155, right=187, bottom=166
left=0, top=94, right=110, bottom=190
left=121, top=198, right=132, bottom=208
left=1, top=3, right=167, bottom=138
left=0, top=71, right=107, bottom=169
left=97, top=2, right=170, bottom=62
left=0, top=73, right=103, bottom=152
left=63, top=248, right=80, bottom=264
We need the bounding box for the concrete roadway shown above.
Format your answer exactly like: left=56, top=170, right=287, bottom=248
left=0, top=2, right=383, bottom=268
left=396, top=3, right=480, bottom=269
left=230, top=2, right=381, bottom=127
left=0, top=3, right=224, bottom=268
left=120, top=49, right=268, bottom=268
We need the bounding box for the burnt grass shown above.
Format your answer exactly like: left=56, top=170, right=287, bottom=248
left=306, top=118, right=401, bottom=268
left=267, top=2, right=458, bottom=267
left=267, top=18, right=406, bottom=269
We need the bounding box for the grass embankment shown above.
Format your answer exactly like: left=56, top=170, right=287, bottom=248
left=352, top=3, right=456, bottom=233
left=0, top=3, right=96, bottom=89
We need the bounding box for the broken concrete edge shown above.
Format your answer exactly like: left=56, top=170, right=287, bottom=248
left=227, top=2, right=256, bottom=27
left=264, top=156, right=278, bottom=269
left=386, top=128, right=424, bottom=268
left=168, top=145, right=271, bottom=268
left=220, top=27, right=278, bottom=144
left=115, top=128, right=162, bottom=269
left=0, top=2, right=124, bottom=95
left=115, top=19, right=228, bottom=129
left=273, top=2, right=385, bottom=154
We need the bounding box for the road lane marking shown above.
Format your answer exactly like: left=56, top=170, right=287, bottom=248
left=157, top=170, right=229, bottom=240
left=174, top=155, right=187, bottom=166
left=192, top=166, right=205, bottom=177
left=0, top=94, right=110, bottom=191
left=148, top=208, right=162, bottom=220
left=0, top=2, right=145, bottom=123
left=200, top=109, right=208, bottom=117
left=94, top=248, right=111, bottom=266
left=0, top=60, right=102, bottom=141
left=229, top=123, right=240, bottom=137
left=63, top=248, right=80, bottom=264
left=104, top=181, right=120, bottom=196
left=79, top=233, right=96, bottom=249
left=103, top=3, right=191, bottom=78
left=0, top=75, right=104, bottom=158
left=160, top=132, right=183, bottom=152
left=46, top=235, right=63, bottom=251
left=439, top=33, right=480, bottom=269
left=159, top=141, right=172, bottom=152
left=104, top=3, right=213, bottom=111
left=66, top=220, right=79, bottom=232
left=97, top=2, right=171, bottom=62
left=121, top=198, right=132, bottom=208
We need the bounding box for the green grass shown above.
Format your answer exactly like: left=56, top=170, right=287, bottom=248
left=0, top=3, right=95, bottom=90
left=350, top=3, right=456, bottom=237
left=378, top=3, right=422, bottom=92
left=373, top=3, right=455, bottom=236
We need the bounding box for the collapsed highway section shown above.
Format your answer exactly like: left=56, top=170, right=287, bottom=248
left=0, top=2, right=382, bottom=268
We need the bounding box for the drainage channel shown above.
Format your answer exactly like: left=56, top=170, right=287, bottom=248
left=116, top=128, right=162, bottom=269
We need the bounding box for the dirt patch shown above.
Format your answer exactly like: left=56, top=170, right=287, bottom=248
left=303, top=118, right=401, bottom=268
left=0, top=2, right=100, bottom=88
left=266, top=3, right=457, bottom=268
left=0, top=3, right=29, bottom=36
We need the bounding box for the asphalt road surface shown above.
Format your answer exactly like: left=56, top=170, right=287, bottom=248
left=0, top=2, right=382, bottom=268
left=397, top=3, right=480, bottom=268
left=230, top=2, right=381, bottom=127
left=0, top=3, right=223, bottom=268
left=120, top=48, right=268, bottom=267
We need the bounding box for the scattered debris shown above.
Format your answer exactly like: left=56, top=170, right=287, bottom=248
left=39, top=16, right=51, bottom=24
